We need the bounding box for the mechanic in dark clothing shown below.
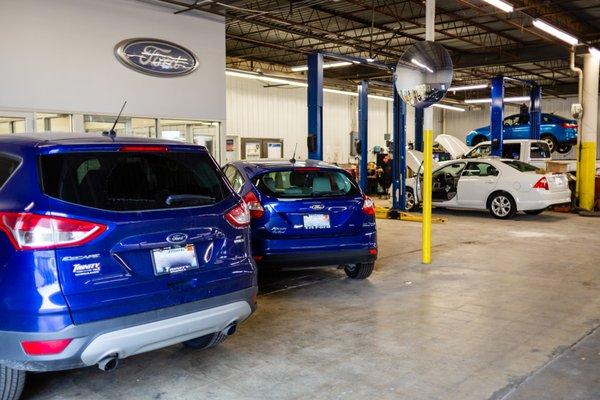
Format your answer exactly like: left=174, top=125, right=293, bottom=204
left=378, top=154, right=393, bottom=199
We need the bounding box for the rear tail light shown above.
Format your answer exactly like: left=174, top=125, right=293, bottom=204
left=119, top=145, right=169, bottom=152
left=243, top=191, right=265, bottom=219
left=21, top=339, right=73, bottom=355
left=362, top=196, right=376, bottom=216
left=533, top=177, right=549, bottom=190
left=562, top=122, right=577, bottom=129
left=369, top=248, right=378, bottom=255
left=225, top=202, right=251, bottom=228
left=0, top=213, right=107, bottom=250
left=294, top=167, right=320, bottom=172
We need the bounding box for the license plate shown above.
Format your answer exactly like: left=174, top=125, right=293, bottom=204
left=303, top=214, right=330, bottom=229
left=151, top=244, right=199, bottom=276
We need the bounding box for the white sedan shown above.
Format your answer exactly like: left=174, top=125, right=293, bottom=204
left=405, top=157, right=571, bottom=219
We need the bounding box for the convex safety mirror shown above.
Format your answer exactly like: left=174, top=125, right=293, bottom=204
left=395, top=41, right=453, bottom=108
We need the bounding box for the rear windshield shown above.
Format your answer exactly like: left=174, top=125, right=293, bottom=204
left=256, top=168, right=359, bottom=198
left=41, top=151, right=230, bottom=211
left=0, top=155, right=20, bottom=189
left=502, top=160, right=539, bottom=172
left=530, top=142, right=551, bottom=159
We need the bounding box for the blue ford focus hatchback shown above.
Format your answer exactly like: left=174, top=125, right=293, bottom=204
left=223, top=160, right=377, bottom=279
left=0, top=133, right=257, bottom=400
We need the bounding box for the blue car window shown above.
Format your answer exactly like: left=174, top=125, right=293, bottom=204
left=0, top=155, right=20, bottom=189
left=41, top=151, right=229, bottom=211
left=256, top=169, right=359, bottom=198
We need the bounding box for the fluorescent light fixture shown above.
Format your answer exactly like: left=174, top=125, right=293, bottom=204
left=411, top=58, right=434, bottom=73
left=465, top=96, right=530, bottom=104
left=366, top=58, right=375, bottom=63
left=481, top=0, right=513, bottom=13
left=590, top=47, right=600, bottom=58
left=450, top=84, right=488, bottom=92
left=290, top=61, right=352, bottom=72
left=532, top=19, right=579, bottom=45
left=433, top=103, right=466, bottom=112
left=324, top=88, right=358, bottom=97
left=226, top=70, right=307, bottom=87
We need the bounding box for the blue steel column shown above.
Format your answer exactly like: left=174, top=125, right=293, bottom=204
left=307, top=53, right=323, bottom=160
left=414, top=108, right=424, bottom=151
left=490, top=75, right=505, bottom=157
left=529, top=85, right=542, bottom=140
left=358, top=80, right=369, bottom=192
left=392, top=83, right=407, bottom=211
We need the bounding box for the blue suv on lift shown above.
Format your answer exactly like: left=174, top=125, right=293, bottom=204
left=223, top=160, right=377, bottom=279
left=0, top=133, right=257, bottom=400
left=465, top=113, right=578, bottom=154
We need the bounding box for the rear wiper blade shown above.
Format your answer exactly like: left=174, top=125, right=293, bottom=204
left=165, top=194, right=215, bottom=206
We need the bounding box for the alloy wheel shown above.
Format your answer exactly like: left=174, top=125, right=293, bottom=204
left=491, top=195, right=511, bottom=217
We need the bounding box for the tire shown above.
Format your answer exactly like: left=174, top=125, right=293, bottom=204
left=487, top=192, right=517, bottom=219
left=541, top=135, right=558, bottom=153
left=182, top=332, right=227, bottom=350
left=0, top=365, right=26, bottom=400
left=344, top=262, right=374, bottom=279
left=405, top=188, right=418, bottom=212
left=556, top=144, right=572, bottom=154
left=471, top=135, right=486, bottom=146
left=525, top=209, right=545, bottom=215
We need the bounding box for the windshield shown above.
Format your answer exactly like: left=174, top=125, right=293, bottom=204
left=256, top=168, right=359, bottom=198
left=41, top=151, right=229, bottom=211
left=502, top=160, right=539, bottom=172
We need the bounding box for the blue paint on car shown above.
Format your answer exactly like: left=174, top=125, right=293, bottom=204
left=465, top=113, right=578, bottom=153
left=0, top=133, right=257, bottom=377
left=223, top=160, right=377, bottom=277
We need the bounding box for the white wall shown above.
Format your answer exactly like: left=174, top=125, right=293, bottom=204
left=0, top=0, right=225, bottom=121
left=226, top=76, right=392, bottom=164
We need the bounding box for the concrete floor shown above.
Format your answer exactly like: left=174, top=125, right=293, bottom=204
left=26, top=210, right=600, bottom=400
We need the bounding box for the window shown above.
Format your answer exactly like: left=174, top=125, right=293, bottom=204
left=463, top=162, right=499, bottom=177
left=159, top=119, right=219, bottom=155
left=0, top=117, right=25, bottom=134
left=530, top=142, right=551, bottom=159
left=503, top=160, right=539, bottom=172
left=503, top=116, right=520, bottom=127
left=223, top=165, right=244, bottom=193
left=84, top=115, right=128, bottom=135
left=466, top=145, right=491, bottom=159
left=36, top=113, right=72, bottom=132
left=502, top=143, right=521, bottom=160
left=0, top=155, right=20, bottom=189
left=434, top=162, right=466, bottom=179
left=256, top=169, right=359, bottom=198
left=41, top=151, right=229, bottom=211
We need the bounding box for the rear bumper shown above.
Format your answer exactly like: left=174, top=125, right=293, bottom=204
left=0, top=286, right=257, bottom=372
left=253, top=231, right=377, bottom=268
left=517, top=190, right=572, bottom=211
left=258, top=249, right=377, bottom=268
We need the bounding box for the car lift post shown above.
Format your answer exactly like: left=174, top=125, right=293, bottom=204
left=307, top=53, right=324, bottom=160
left=490, top=75, right=505, bottom=157
left=358, top=80, right=369, bottom=192
left=490, top=75, right=543, bottom=157
left=391, top=81, right=407, bottom=211
left=414, top=108, right=424, bottom=151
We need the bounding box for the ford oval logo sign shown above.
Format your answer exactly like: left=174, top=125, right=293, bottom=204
left=310, top=204, right=325, bottom=211
left=114, top=38, right=198, bottom=77
left=166, top=233, right=188, bottom=244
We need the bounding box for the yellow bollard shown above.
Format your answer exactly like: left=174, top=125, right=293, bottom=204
left=422, top=129, right=433, bottom=264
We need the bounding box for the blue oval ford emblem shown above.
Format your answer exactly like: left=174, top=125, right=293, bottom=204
left=166, top=233, right=188, bottom=244
left=115, top=38, right=198, bottom=77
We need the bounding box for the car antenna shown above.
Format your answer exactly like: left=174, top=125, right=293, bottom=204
left=289, top=143, right=298, bottom=164
left=102, top=101, right=127, bottom=138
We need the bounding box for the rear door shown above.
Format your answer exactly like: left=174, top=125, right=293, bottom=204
left=457, top=161, right=500, bottom=208
left=39, top=145, right=253, bottom=324
left=254, top=167, right=364, bottom=238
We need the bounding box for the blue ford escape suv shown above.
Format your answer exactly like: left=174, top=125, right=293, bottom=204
left=223, top=160, right=377, bottom=279
left=0, top=133, right=257, bottom=400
